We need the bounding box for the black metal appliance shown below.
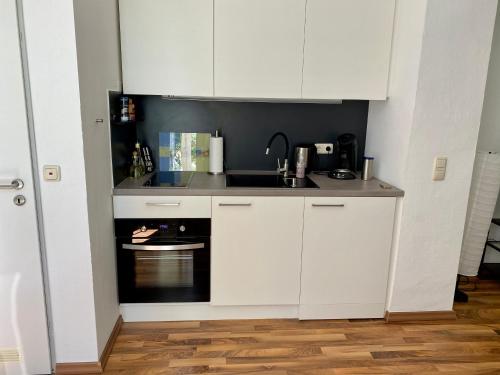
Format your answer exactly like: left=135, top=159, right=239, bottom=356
left=337, top=133, right=358, bottom=171
left=143, top=171, right=194, bottom=188
left=115, top=218, right=210, bottom=303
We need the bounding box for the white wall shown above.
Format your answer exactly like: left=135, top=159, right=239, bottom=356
left=22, top=0, right=98, bottom=363
left=367, top=0, right=497, bottom=312
left=477, top=4, right=500, bottom=262
left=365, top=0, right=428, bottom=310
left=73, top=0, right=122, bottom=356
left=366, top=1, right=427, bottom=187
left=479, top=3, right=500, bottom=158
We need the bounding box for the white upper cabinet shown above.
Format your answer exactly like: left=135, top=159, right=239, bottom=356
left=119, top=0, right=213, bottom=96
left=214, top=0, right=306, bottom=99
left=302, top=0, right=395, bottom=100
left=119, top=0, right=395, bottom=100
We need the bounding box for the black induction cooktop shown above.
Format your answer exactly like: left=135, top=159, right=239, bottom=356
left=143, top=171, right=194, bottom=188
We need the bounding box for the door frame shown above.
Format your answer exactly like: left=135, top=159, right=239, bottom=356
left=14, top=0, right=55, bottom=369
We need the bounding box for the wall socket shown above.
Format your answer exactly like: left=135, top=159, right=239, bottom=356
left=315, top=143, right=334, bottom=155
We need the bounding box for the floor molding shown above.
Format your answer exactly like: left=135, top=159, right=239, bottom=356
left=385, top=310, right=456, bottom=323
left=55, top=362, right=102, bottom=374
left=99, top=314, right=123, bottom=370
left=55, top=315, right=122, bottom=374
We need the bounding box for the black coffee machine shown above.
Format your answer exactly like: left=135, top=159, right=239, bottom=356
left=337, top=133, right=358, bottom=171
left=327, top=133, right=358, bottom=180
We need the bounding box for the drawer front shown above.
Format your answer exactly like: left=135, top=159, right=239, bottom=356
left=113, top=196, right=211, bottom=218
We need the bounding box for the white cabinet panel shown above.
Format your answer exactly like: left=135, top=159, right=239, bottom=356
left=119, top=0, right=213, bottom=96
left=211, top=197, right=304, bottom=305
left=113, top=196, right=211, bottom=218
left=214, top=0, right=306, bottom=99
left=302, top=0, right=395, bottom=100
left=300, top=197, right=396, bottom=319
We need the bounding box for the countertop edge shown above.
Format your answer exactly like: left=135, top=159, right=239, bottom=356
left=113, top=188, right=404, bottom=198
left=113, top=172, right=404, bottom=198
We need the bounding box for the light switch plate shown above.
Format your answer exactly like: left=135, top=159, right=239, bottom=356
left=432, top=157, right=447, bottom=181
left=315, top=143, right=334, bottom=155
left=43, top=165, right=61, bottom=181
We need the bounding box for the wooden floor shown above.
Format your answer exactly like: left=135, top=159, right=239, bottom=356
left=104, top=279, right=500, bottom=374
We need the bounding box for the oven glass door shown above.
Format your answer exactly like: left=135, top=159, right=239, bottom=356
left=118, top=239, right=210, bottom=303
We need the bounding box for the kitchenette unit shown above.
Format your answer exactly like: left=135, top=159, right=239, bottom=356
left=113, top=172, right=402, bottom=322
left=110, top=0, right=403, bottom=323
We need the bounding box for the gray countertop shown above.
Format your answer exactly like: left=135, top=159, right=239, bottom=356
left=113, top=171, right=404, bottom=197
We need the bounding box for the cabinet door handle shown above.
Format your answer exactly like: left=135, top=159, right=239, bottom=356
left=218, top=203, right=252, bottom=207
left=312, top=203, right=345, bottom=207
left=145, top=202, right=181, bottom=207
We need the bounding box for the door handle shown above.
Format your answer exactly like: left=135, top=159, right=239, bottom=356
left=218, top=203, right=252, bottom=207
left=311, top=203, right=345, bottom=207
left=122, top=243, right=205, bottom=251
left=145, top=202, right=181, bottom=207
left=0, top=179, right=24, bottom=190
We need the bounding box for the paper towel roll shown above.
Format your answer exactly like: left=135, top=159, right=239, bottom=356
left=209, top=136, right=224, bottom=174
left=458, top=151, right=500, bottom=276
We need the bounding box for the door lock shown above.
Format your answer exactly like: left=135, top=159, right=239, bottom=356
left=13, top=195, right=26, bottom=206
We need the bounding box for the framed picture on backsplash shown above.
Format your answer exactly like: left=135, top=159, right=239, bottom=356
left=159, top=132, right=210, bottom=172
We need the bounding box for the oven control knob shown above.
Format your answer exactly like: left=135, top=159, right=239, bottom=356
left=140, top=226, right=147, bottom=232
left=179, top=225, right=186, bottom=232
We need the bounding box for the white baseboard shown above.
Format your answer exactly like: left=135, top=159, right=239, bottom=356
left=121, top=302, right=387, bottom=322
left=298, top=303, right=385, bottom=320
left=120, top=302, right=299, bottom=322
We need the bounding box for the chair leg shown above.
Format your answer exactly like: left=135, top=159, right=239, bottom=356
left=454, top=275, right=468, bottom=303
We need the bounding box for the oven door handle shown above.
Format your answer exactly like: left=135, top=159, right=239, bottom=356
left=122, top=243, right=205, bottom=251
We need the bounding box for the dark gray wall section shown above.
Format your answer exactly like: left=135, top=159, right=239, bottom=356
left=136, top=96, right=368, bottom=172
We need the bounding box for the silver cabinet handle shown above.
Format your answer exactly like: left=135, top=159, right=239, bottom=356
left=218, top=203, right=252, bottom=207
left=122, top=243, right=205, bottom=251
left=312, top=203, right=345, bottom=207
left=0, top=179, right=24, bottom=190
left=145, top=202, right=181, bottom=207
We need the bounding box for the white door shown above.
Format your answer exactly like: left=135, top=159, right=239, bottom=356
left=214, top=0, right=306, bottom=99
left=300, top=197, right=396, bottom=319
left=119, top=0, right=214, bottom=96
left=211, top=197, right=304, bottom=305
left=302, top=0, right=395, bottom=100
left=0, top=1, right=51, bottom=374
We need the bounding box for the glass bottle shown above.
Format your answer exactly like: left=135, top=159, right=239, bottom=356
left=130, top=151, right=142, bottom=178
left=135, top=142, right=146, bottom=176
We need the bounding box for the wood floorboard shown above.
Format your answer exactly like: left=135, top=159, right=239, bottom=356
left=103, top=278, right=500, bottom=374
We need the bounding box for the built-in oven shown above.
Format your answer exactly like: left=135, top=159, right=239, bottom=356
left=115, top=218, right=210, bottom=303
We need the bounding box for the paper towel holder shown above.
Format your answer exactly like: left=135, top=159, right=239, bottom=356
left=208, top=129, right=225, bottom=175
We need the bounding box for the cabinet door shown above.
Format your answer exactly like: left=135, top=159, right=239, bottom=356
left=302, top=0, right=395, bottom=100
left=119, top=0, right=213, bottom=96
left=211, top=197, right=304, bottom=305
left=214, top=0, right=306, bottom=99
left=300, top=197, right=396, bottom=319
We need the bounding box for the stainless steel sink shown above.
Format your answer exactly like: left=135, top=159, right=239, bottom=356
left=226, top=174, right=319, bottom=188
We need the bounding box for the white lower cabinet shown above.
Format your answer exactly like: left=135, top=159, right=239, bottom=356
left=299, top=197, right=396, bottom=319
left=211, top=196, right=304, bottom=306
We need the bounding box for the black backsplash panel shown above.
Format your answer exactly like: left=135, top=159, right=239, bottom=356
left=134, top=96, right=368, bottom=173
left=110, top=92, right=139, bottom=185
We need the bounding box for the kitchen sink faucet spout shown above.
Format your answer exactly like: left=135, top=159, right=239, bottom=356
left=265, top=132, right=289, bottom=177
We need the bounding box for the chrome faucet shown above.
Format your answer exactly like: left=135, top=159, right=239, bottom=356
left=265, top=132, right=289, bottom=177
